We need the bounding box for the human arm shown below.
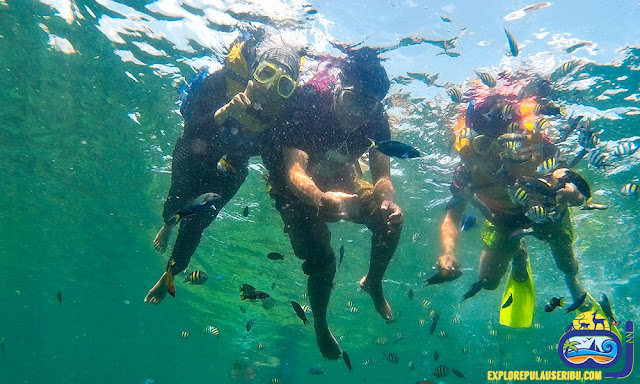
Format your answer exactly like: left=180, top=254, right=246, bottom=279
left=369, top=147, right=403, bottom=233
left=438, top=203, right=464, bottom=270
left=283, top=147, right=357, bottom=221
left=552, top=168, right=586, bottom=206
left=213, top=80, right=270, bottom=131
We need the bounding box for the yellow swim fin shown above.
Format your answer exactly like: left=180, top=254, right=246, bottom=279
left=499, top=259, right=535, bottom=328
left=574, top=292, right=622, bottom=339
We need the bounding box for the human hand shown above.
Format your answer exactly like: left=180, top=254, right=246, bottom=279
left=437, top=253, right=460, bottom=271
left=317, top=191, right=358, bottom=221
left=553, top=168, right=585, bottom=206
left=214, top=81, right=255, bottom=124
left=380, top=200, right=403, bottom=234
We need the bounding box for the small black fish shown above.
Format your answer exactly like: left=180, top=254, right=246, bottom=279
left=424, top=269, right=462, bottom=286
left=452, top=368, right=467, bottom=378
left=241, top=290, right=271, bottom=301
left=504, top=27, right=519, bottom=57
left=502, top=292, right=513, bottom=309
left=544, top=297, right=564, bottom=312
left=599, top=293, right=618, bottom=325
left=291, top=301, right=309, bottom=325
left=267, top=252, right=285, bottom=260
left=433, top=365, right=451, bottom=378
left=242, top=206, right=249, bottom=217
left=271, top=282, right=276, bottom=290
left=0, top=336, right=4, bottom=353
left=462, top=278, right=487, bottom=301
left=343, top=351, right=353, bottom=372
left=371, top=139, right=421, bottom=159
left=460, top=213, right=477, bottom=232
left=339, top=244, right=345, bottom=266
left=166, top=192, right=221, bottom=226
left=57, top=291, right=63, bottom=305
left=434, top=350, right=439, bottom=361
left=246, top=318, right=255, bottom=332
left=429, top=312, right=440, bottom=335
left=384, top=352, right=398, bottom=363
left=448, top=87, right=462, bottom=103
left=306, top=367, right=325, bottom=375
left=565, top=292, right=587, bottom=313
left=408, top=288, right=414, bottom=300
left=499, top=344, right=505, bottom=355
left=240, top=284, right=256, bottom=294
left=440, top=15, right=451, bottom=22
left=239, top=305, right=246, bottom=313
left=184, top=270, right=209, bottom=284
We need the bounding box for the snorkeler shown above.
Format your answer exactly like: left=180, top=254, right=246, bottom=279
left=436, top=89, right=590, bottom=328
left=145, top=29, right=304, bottom=304
left=262, top=46, right=402, bottom=359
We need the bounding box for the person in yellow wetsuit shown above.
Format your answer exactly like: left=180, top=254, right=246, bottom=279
left=438, top=93, right=588, bottom=327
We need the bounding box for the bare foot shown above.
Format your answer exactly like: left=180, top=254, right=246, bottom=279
left=144, top=272, right=170, bottom=305
left=153, top=224, right=172, bottom=253
left=314, top=323, right=342, bottom=360
left=359, top=276, right=395, bottom=322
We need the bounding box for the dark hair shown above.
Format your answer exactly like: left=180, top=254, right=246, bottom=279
left=340, top=46, right=390, bottom=100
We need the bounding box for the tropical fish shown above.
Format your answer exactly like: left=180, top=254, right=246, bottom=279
left=587, top=150, right=610, bottom=168
left=348, top=306, right=359, bottom=314
left=242, top=206, right=249, bottom=217
left=565, top=41, right=595, bottom=53
left=560, top=60, right=577, bottom=75
left=267, top=252, right=285, bottom=260
left=620, top=183, right=639, bottom=198
left=460, top=213, right=477, bottom=231
left=424, top=269, right=462, bottom=286
left=217, top=155, right=236, bottom=174
left=241, top=290, right=271, bottom=301
left=393, top=333, right=405, bottom=343
left=301, top=305, right=312, bottom=313
left=408, top=288, right=414, bottom=300
left=371, top=139, right=421, bottom=159
left=339, top=244, right=345, bottom=266
left=462, top=278, right=487, bottom=301
left=374, top=336, right=388, bottom=345
left=599, top=293, right=618, bottom=325
left=452, top=368, right=467, bottom=378
left=558, top=170, right=592, bottom=201
left=434, top=350, right=440, bottom=360
left=502, top=292, right=513, bottom=308
left=306, top=368, right=325, bottom=375
left=429, top=312, right=440, bottom=335
left=509, top=187, right=530, bottom=206
left=166, top=193, right=220, bottom=226
left=433, top=365, right=451, bottom=378
left=489, top=329, right=498, bottom=337
left=257, top=342, right=265, bottom=350
left=515, top=176, right=556, bottom=200
left=203, top=326, right=219, bottom=338
left=180, top=331, right=189, bottom=339
left=544, top=297, right=564, bottom=312
left=537, top=157, right=557, bottom=174
left=408, top=360, right=415, bottom=370
left=268, top=378, right=279, bottom=384
left=343, top=351, right=353, bottom=372
left=291, top=301, right=309, bottom=325
left=504, top=27, right=519, bottom=57
left=363, top=357, right=375, bottom=365
left=57, top=291, right=63, bottom=305
left=184, top=270, right=209, bottom=284
left=475, top=71, right=497, bottom=87
left=384, top=352, right=399, bottom=363
left=438, top=330, right=447, bottom=338
left=525, top=205, right=550, bottom=224
left=533, top=117, right=549, bottom=133
left=240, top=284, right=256, bottom=294
left=612, top=141, right=639, bottom=156
left=578, top=130, right=600, bottom=149
left=440, top=15, right=451, bottom=22
left=448, top=87, right=462, bottom=103
left=246, top=318, right=255, bottom=332
left=565, top=292, right=587, bottom=313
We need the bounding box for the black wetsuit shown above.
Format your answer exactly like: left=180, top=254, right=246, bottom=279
left=164, top=68, right=264, bottom=274
left=263, top=83, right=394, bottom=275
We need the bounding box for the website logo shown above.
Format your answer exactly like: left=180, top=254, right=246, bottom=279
left=557, top=309, right=634, bottom=379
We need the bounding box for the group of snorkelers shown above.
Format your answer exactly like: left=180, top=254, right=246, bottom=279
left=143, top=26, right=616, bottom=360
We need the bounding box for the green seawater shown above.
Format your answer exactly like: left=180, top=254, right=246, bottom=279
left=0, top=1, right=638, bottom=384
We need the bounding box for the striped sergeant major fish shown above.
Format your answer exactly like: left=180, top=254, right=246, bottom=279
left=475, top=70, right=497, bottom=88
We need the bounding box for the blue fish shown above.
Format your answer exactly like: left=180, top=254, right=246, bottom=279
left=460, top=213, right=477, bottom=232
left=306, top=368, right=326, bottom=375
left=371, top=139, right=421, bottom=159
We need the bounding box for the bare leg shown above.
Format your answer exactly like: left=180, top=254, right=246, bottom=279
left=478, top=242, right=517, bottom=290
left=548, top=239, right=585, bottom=301
left=153, top=223, right=173, bottom=253
left=144, top=271, right=171, bottom=304
left=359, top=231, right=399, bottom=321
left=307, top=261, right=341, bottom=360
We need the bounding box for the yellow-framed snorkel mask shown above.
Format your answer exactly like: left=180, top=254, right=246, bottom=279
left=253, top=61, right=297, bottom=99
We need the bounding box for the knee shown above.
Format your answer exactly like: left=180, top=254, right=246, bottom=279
left=302, top=257, right=336, bottom=278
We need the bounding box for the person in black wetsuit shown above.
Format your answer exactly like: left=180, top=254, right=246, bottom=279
left=262, top=46, right=403, bottom=359
left=145, top=30, right=304, bottom=304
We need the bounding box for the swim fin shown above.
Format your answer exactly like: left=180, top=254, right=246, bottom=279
left=574, top=292, right=622, bottom=339
left=499, top=259, right=535, bottom=328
